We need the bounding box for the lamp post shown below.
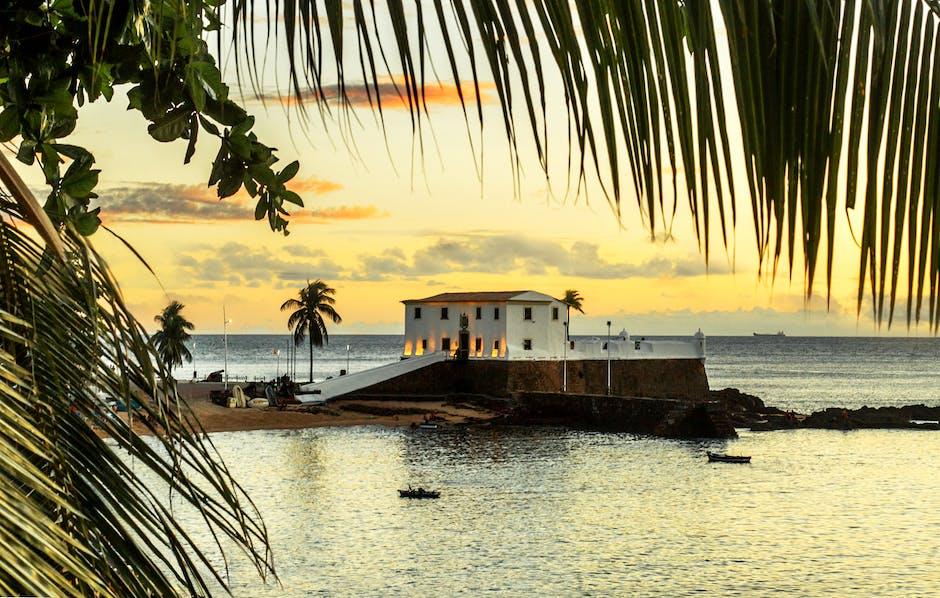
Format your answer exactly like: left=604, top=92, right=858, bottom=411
left=606, top=320, right=611, bottom=396
left=192, top=338, right=197, bottom=382
left=346, top=344, right=351, bottom=374
left=273, top=348, right=281, bottom=380
left=223, top=307, right=232, bottom=391
left=562, top=321, right=568, bottom=392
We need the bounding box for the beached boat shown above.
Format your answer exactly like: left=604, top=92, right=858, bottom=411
left=418, top=422, right=439, bottom=430
left=707, top=451, right=751, bottom=464
left=398, top=487, right=440, bottom=499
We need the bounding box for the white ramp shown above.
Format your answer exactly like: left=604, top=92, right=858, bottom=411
left=296, top=352, right=447, bottom=403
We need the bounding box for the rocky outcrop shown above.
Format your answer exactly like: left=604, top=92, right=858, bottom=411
left=710, top=387, right=940, bottom=431
left=506, top=391, right=737, bottom=439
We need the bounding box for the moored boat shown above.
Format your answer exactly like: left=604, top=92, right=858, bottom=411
left=398, top=487, right=440, bottom=499
left=707, top=451, right=751, bottom=464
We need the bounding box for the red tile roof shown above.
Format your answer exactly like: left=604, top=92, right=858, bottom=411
left=402, top=291, right=534, bottom=304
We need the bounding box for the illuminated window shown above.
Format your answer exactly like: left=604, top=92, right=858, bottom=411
left=494, top=307, right=500, bottom=320
left=494, top=339, right=500, bottom=351
left=475, top=337, right=483, bottom=352
left=422, top=339, right=428, bottom=350
left=523, top=307, right=533, bottom=320
left=475, top=306, right=482, bottom=320
left=552, top=307, right=559, bottom=320
left=442, top=338, right=451, bottom=351
left=414, top=307, right=422, bottom=319
left=441, top=307, right=449, bottom=320
left=523, top=339, right=533, bottom=350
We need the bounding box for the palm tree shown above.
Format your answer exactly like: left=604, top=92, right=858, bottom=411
left=5, top=2, right=940, bottom=595
left=281, top=280, right=343, bottom=383
left=152, top=301, right=194, bottom=374
left=562, top=290, right=586, bottom=341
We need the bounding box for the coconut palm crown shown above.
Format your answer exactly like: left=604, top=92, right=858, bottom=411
left=281, top=280, right=343, bottom=382
left=562, top=290, right=585, bottom=340
left=152, top=301, right=194, bottom=372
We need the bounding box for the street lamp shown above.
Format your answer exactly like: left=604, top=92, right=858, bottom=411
left=606, top=320, right=611, bottom=396
left=223, top=307, right=232, bottom=391
left=346, top=344, right=351, bottom=375
left=562, top=321, right=568, bottom=392
left=273, top=348, right=281, bottom=379
left=192, top=338, right=197, bottom=382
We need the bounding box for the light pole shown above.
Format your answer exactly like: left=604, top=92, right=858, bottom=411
left=273, top=348, right=281, bottom=380
left=223, top=307, right=232, bottom=391
left=346, top=344, right=350, bottom=374
left=606, top=320, right=611, bottom=396
left=562, top=321, right=568, bottom=392
left=192, top=338, right=197, bottom=382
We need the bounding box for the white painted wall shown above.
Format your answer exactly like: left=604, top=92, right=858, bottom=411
left=403, top=301, right=508, bottom=358
left=401, top=293, right=706, bottom=362
left=298, top=351, right=446, bottom=402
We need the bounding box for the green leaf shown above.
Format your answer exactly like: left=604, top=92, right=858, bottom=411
left=61, top=170, right=99, bottom=199
left=0, top=107, right=20, bottom=142
left=73, top=208, right=101, bottom=236
left=277, top=160, right=300, bottom=183
left=281, top=190, right=304, bottom=207
left=147, top=106, right=193, bottom=142
left=184, top=114, right=199, bottom=164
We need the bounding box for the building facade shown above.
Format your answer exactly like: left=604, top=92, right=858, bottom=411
left=402, top=291, right=567, bottom=360
left=401, top=290, right=706, bottom=362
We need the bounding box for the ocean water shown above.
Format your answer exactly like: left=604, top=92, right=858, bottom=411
left=178, top=334, right=940, bottom=412
left=143, top=426, right=940, bottom=596
left=143, top=336, right=940, bottom=595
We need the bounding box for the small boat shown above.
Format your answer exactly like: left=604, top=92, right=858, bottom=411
left=418, top=422, right=439, bottom=430
left=753, top=331, right=786, bottom=337
left=398, top=487, right=440, bottom=499
left=707, top=451, right=751, bottom=464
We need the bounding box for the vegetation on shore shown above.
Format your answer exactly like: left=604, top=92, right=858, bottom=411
left=153, top=301, right=195, bottom=372
left=282, top=280, right=343, bottom=383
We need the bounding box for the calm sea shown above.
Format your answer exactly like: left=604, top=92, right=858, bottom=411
left=148, top=335, right=940, bottom=596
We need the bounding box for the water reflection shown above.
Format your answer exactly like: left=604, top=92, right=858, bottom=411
left=142, top=426, right=940, bottom=596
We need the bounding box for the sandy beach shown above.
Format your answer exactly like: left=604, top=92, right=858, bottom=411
left=170, top=382, right=499, bottom=434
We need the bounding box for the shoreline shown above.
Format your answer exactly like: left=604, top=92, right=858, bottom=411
left=107, top=383, right=940, bottom=437
left=172, top=382, right=502, bottom=435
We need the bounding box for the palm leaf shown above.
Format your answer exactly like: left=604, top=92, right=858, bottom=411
left=232, top=0, right=940, bottom=329
left=0, top=158, right=275, bottom=596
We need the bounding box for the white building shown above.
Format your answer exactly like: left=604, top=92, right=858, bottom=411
left=401, top=290, right=706, bottom=361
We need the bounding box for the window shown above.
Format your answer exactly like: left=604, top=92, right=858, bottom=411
left=523, top=339, right=533, bottom=350
left=494, top=339, right=501, bottom=351
left=441, top=307, right=449, bottom=320
left=414, top=307, right=422, bottom=319
left=552, top=307, right=559, bottom=320
left=421, top=339, right=428, bottom=350
left=475, top=306, right=482, bottom=320
left=442, top=338, right=451, bottom=351
left=523, top=307, right=533, bottom=320
left=475, top=337, right=483, bottom=352
left=494, top=307, right=500, bottom=320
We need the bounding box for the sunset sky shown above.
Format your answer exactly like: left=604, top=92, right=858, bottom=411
left=9, top=11, right=927, bottom=337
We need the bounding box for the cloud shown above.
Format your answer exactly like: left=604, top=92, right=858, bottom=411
left=257, top=77, right=495, bottom=110
left=177, top=242, right=345, bottom=288
left=350, top=233, right=727, bottom=281
left=91, top=178, right=383, bottom=225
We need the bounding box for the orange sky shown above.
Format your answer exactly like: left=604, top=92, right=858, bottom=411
left=6, top=12, right=931, bottom=337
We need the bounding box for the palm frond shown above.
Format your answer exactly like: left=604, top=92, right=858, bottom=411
left=231, top=0, right=940, bottom=329
left=0, top=161, right=275, bottom=596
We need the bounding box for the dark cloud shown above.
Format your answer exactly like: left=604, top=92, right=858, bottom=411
left=177, top=242, right=344, bottom=288
left=256, top=78, right=495, bottom=110
left=91, top=179, right=377, bottom=225
left=352, top=234, right=727, bottom=281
